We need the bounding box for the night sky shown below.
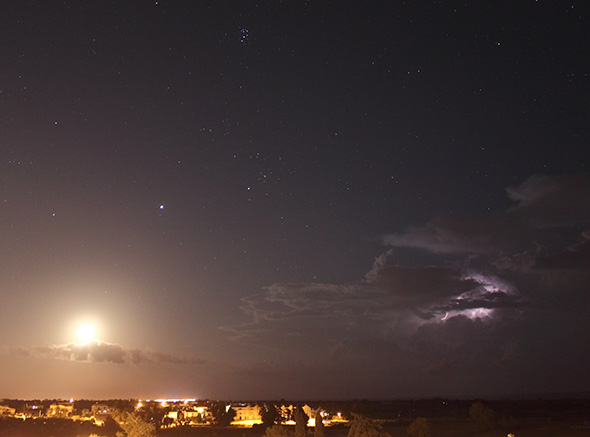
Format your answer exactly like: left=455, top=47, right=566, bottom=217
left=1, top=1, right=589, bottom=400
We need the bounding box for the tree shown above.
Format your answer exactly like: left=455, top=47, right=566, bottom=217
left=347, top=414, right=390, bottom=437
left=135, top=402, right=165, bottom=429
left=261, top=403, right=282, bottom=427
left=210, top=402, right=236, bottom=426
left=113, top=411, right=156, bottom=437
left=104, top=415, right=122, bottom=434
left=314, top=411, right=325, bottom=437
left=407, top=417, right=431, bottom=437
left=469, top=402, right=496, bottom=430
left=294, top=406, right=308, bottom=437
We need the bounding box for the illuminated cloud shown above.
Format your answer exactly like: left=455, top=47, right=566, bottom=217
left=13, top=340, right=201, bottom=365
left=229, top=249, right=524, bottom=342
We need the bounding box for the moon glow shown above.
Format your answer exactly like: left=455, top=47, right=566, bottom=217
left=77, top=324, right=96, bottom=343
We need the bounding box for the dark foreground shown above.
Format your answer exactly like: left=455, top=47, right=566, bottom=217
left=1, top=419, right=589, bottom=437
left=2, top=398, right=590, bottom=437
left=160, top=421, right=590, bottom=437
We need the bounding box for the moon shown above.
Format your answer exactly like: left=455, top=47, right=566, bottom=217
left=77, top=324, right=96, bottom=343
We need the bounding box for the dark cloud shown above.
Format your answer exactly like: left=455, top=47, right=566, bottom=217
left=222, top=281, right=390, bottom=344
left=535, top=235, right=590, bottom=270
left=382, top=215, right=516, bottom=254
left=506, top=173, right=590, bottom=228
left=436, top=293, right=526, bottom=312
left=242, top=282, right=374, bottom=321
left=370, top=265, right=478, bottom=299
left=384, top=174, right=590, bottom=255
left=410, top=315, right=520, bottom=377
left=13, top=340, right=201, bottom=365
left=493, top=248, right=540, bottom=272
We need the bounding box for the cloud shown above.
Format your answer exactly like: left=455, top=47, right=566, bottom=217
left=535, top=236, right=590, bottom=270
left=384, top=173, right=590, bottom=255
left=370, top=265, right=478, bottom=299
left=227, top=238, right=527, bottom=344
left=506, top=173, right=590, bottom=228
left=240, top=282, right=372, bottom=322
left=13, top=340, right=202, bottom=365
left=225, top=255, right=524, bottom=350
left=222, top=173, right=590, bottom=397
left=222, top=281, right=390, bottom=343
left=382, top=215, right=514, bottom=254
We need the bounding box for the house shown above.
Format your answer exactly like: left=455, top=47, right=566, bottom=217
left=166, top=404, right=211, bottom=426
left=47, top=403, right=74, bottom=418
left=231, top=404, right=262, bottom=427
left=23, top=404, right=44, bottom=418
left=91, top=403, right=116, bottom=426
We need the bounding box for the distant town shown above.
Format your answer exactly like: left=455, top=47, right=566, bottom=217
left=0, top=398, right=348, bottom=428
left=1, top=397, right=590, bottom=437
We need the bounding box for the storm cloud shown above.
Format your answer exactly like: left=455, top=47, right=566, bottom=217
left=225, top=174, right=590, bottom=396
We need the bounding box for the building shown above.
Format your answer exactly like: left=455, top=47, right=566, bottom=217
left=91, top=403, right=116, bottom=426
left=165, top=404, right=211, bottom=426
left=47, top=403, right=74, bottom=418
left=23, top=404, right=44, bottom=418
left=231, top=404, right=262, bottom=427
